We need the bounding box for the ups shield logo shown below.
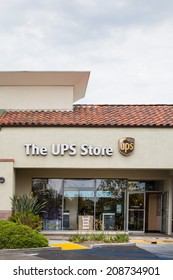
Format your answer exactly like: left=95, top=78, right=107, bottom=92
left=119, top=137, right=135, bottom=156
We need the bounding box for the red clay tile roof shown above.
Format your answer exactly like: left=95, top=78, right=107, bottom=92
left=0, top=105, right=173, bottom=127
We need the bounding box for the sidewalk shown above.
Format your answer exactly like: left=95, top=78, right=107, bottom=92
left=129, top=234, right=173, bottom=245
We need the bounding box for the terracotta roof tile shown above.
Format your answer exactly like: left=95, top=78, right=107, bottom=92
left=0, top=104, right=173, bottom=127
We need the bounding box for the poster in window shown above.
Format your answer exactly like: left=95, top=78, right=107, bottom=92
left=116, top=204, right=122, bottom=214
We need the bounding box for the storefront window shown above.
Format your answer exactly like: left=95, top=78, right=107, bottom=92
left=128, top=181, right=145, bottom=191
left=128, top=193, right=144, bottom=231
left=128, top=181, right=156, bottom=191
left=32, top=179, right=63, bottom=230
left=64, top=179, right=95, bottom=230
left=32, top=178, right=158, bottom=232
left=95, top=179, right=126, bottom=230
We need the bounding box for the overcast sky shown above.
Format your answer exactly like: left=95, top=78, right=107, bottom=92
left=0, top=0, right=173, bottom=104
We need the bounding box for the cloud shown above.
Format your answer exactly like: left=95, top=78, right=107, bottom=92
left=0, top=0, right=173, bottom=103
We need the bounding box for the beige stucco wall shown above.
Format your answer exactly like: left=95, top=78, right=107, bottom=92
left=0, top=126, right=173, bottom=169
left=0, top=86, right=73, bottom=110
left=0, top=161, right=15, bottom=212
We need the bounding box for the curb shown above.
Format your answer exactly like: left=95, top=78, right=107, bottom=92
left=0, top=246, right=61, bottom=254
left=90, top=242, right=136, bottom=248
left=0, top=243, right=136, bottom=253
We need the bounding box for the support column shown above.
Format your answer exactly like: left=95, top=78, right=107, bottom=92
left=166, top=177, right=173, bottom=235
left=0, top=159, right=15, bottom=219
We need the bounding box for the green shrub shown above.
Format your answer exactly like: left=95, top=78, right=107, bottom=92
left=69, top=234, right=87, bottom=243
left=0, top=220, right=48, bottom=249
left=102, top=236, right=113, bottom=243
left=9, top=213, right=43, bottom=231
left=69, top=233, right=129, bottom=243
left=88, top=233, right=105, bottom=241
left=113, top=233, right=129, bottom=243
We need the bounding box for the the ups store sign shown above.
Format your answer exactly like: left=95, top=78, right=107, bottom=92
left=24, top=137, right=135, bottom=157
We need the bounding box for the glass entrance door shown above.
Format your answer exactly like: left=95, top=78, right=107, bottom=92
left=128, top=192, right=145, bottom=231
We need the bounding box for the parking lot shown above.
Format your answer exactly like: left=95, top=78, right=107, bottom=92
left=0, top=243, right=173, bottom=260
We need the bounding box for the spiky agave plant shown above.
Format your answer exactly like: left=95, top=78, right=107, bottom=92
left=10, top=192, right=47, bottom=215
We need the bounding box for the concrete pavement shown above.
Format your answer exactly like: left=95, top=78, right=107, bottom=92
left=129, top=234, right=173, bottom=245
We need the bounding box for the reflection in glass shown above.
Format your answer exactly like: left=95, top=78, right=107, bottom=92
left=64, top=179, right=95, bottom=230
left=128, top=211, right=144, bottom=231
left=128, top=193, right=144, bottom=231
left=95, top=179, right=126, bottom=230
left=128, top=181, right=145, bottom=191
left=129, top=193, right=144, bottom=209
left=31, top=178, right=151, bottom=232
left=32, top=179, right=63, bottom=230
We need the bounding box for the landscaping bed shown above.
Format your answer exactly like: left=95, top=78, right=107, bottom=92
left=69, top=233, right=130, bottom=246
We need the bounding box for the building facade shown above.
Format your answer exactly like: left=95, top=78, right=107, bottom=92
left=0, top=71, right=173, bottom=234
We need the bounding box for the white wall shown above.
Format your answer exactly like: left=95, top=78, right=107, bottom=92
left=0, top=86, right=73, bottom=110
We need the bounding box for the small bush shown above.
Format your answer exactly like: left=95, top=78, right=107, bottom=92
left=0, top=220, right=48, bottom=249
left=9, top=213, right=43, bottom=231
left=88, top=233, right=105, bottom=241
left=69, top=234, right=87, bottom=243
left=69, top=233, right=129, bottom=243
left=113, top=233, right=129, bottom=243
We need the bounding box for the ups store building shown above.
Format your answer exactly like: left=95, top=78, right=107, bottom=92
left=0, top=71, right=173, bottom=235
